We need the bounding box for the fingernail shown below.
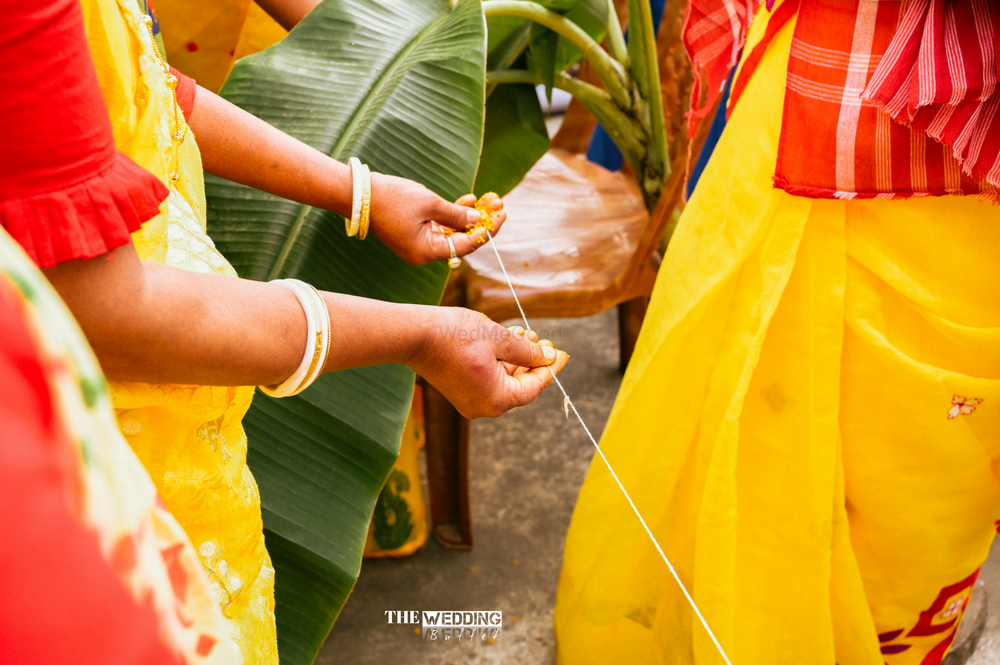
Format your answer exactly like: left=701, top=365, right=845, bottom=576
left=467, top=209, right=480, bottom=223
left=542, top=346, right=556, bottom=360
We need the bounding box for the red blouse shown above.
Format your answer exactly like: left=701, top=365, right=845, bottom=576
left=172, top=65, right=198, bottom=121
left=0, top=0, right=196, bottom=268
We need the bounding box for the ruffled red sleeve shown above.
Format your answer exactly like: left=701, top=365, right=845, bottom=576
left=0, top=0, right=169, bottom=268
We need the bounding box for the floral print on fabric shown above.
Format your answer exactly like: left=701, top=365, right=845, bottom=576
left=0, top=227, right=239, bottom=664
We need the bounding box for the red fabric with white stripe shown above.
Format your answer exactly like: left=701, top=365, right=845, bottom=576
left=861, top=0, right=1000, bottom=195
left=775, top=0, right=986, bottom=199
left=682, top=0, right=758, bottom=136
left=684, top=0, right=1000, bottom=200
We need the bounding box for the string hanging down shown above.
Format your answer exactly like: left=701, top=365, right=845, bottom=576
left=483, top=230, right=734, bottom=665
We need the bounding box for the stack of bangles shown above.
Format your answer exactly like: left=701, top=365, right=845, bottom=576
left=344, top=156, right=462, bottom=269
left=258, top=279, right=332, bottom=398
left=346, top=157, right=371, bottom=240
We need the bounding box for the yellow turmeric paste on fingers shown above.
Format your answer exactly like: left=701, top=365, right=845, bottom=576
left=441, top=193, right=497, bottom=244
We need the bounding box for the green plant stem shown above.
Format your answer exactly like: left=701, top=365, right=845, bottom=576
left=626, top=0, right=668, bottom=193
left=485, top=69, right=542, bottom=85
left=485, top=23, right=532, bottom=99
left=486, top=70, right=646, bottom=177
left=486, top=23, right=531, bottom=99
left=556, top=75, right=645, bottom=178
left=605, top=0, right=628, bottom=67
left=483, top=0, right=630, bottom=108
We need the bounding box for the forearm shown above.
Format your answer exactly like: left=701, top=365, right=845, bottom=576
left=186, top=85, right=502, bottom=268
left=187, top=86, right=353, bottom=218
left=42, top=244, right=427, bottom=386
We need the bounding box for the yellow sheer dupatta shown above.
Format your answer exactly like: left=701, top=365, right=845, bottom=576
left=555, top=10, right=1000, bottom=665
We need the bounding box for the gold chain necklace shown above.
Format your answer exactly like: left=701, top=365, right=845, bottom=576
left=140, top=14, right=186, bottom=183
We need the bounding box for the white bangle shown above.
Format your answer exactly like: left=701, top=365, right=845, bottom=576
left=259, top=279, right=331, bottom=398
left=348, top=157, right=364, bottom=237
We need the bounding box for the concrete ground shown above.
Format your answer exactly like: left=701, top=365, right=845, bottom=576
left=317, top=307, right=1000, bottom=665
left=317, top=311, right=615, bottom=664
left=967, top=539, right=1000, bottom=664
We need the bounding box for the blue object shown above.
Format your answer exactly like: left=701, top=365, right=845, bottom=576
left=585, top=0, right=667, bottom=171
left=686, top=66, right=735, bottom=198
left=585, top=125, right=625, bottom=171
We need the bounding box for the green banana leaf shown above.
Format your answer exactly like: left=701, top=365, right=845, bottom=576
left=484, top=0, right=604, bottom=70
left=474, top=82, right=548, bottom=197
left=529, top=22, right=559, bottom=100
left=203, top=0, right=486, bottom=662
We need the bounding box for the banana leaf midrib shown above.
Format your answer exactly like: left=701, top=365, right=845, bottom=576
left=266, top=11, right=455, bottom=281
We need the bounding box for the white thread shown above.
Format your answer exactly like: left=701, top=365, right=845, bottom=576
left=484, top=230, right=733, bottom=665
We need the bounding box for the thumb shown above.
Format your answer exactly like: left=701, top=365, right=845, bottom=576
left=495, top=329, right=557, bottom=368
left=431, top=196, right=481, bottom=231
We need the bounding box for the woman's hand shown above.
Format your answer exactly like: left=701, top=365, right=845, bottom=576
left=407, top=307, right=568, bottom=419
left=369, top=175, right=506, bottom=266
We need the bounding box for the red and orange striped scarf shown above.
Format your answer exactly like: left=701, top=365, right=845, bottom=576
left=683, top=0, right=1000, bottom=200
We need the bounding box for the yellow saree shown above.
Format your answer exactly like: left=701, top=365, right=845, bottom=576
left=80, top=0, right=278, bottom=661
left=555, top=10, right=1000, bottom=665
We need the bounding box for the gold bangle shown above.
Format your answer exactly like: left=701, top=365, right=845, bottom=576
left=347, top=157, right=363, bottom=237
left=358, top=164, right=371, bottom=240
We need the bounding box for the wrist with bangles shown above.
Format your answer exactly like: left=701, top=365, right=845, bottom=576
left=345, top=157, right=462, bottom=269
left=262, top=159, right=475, bottom=397
left=258, top=279, right=331, bottom=398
